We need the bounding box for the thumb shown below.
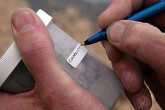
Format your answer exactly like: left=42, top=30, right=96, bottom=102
left=107, top=20, right=165, bottom=80
left=11, top=8, right=74, bottom=93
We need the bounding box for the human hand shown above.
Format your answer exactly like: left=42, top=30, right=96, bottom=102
left=0, top=8, right=107, bottom=110
left=98, top=0, right=165, bottom=110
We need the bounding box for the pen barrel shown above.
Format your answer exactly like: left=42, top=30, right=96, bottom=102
left=88, top=29, right=107, bottom=44
left=126, top=0, right=165, bottom=21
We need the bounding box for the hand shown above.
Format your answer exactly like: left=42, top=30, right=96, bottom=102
left=98, top=0, right=165, bottom=110
left=0, top=8, right=107, bottom=110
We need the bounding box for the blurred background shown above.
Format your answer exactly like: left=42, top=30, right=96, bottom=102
left=0, top=0, right=161, bottom=109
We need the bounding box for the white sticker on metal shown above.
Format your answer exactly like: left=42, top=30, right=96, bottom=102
left=67, top=44, right=88, bottom=68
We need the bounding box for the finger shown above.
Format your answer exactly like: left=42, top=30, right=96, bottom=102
left=113, top=55, right=144, bottom=93
left=107, top=20, right=165, bottom=89
left=11, top=8, right=66, bottom=88
left=102, top=41, right=143, bottom=93
left=102, top=41, right=122, bottom=63
left=11, top=8, right=106, bottom=110
left=125, top=85, right=152, bottom=110
left=98, top=0, right=143, bottom=29
left=131, top=56, right=165, bottom=109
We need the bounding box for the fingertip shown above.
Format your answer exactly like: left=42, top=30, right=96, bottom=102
left=97, top=10, right=111, bottom=29
left=134, top=95, right=152, bottom=110
left=141, top=97, right=152, bottom=110
left=125, top=86, right=152, bottom=110
left=12, top=8, right=39, bottom=26
left=107, top=21, right=126, bottom=44
left=97, top=0, right=132, bottom=29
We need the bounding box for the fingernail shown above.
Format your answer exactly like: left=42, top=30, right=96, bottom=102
left=134, top=95, right=146, bottom=110
left=108, top=22, right=126, bottom=44
left=12, top=10, right=35, bottom=33
left=121, top=72, right=133, bottom=90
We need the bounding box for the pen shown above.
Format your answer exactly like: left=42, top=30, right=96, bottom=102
left=82, top=0, right=165, bottom=45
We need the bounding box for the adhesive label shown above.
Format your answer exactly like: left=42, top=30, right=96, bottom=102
left=67, top=44, right=87, bottom=68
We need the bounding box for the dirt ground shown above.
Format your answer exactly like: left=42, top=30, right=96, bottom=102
left=0, top=0, right=161, bottom=109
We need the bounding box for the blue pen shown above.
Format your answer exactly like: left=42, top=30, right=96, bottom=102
left=83, top=1, right=165, bottom=45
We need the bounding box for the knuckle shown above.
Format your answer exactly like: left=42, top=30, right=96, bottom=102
left=21, top=40, right=49, bottom=58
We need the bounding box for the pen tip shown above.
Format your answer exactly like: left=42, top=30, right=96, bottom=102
left=81, top=43, right=85, bottom=46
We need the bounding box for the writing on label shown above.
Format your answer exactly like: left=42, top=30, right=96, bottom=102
left=67, top=44, right=87, bottom=68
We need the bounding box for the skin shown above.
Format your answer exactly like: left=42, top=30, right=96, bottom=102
left=1, top=0, right=165, bottom=109
left=0, top=8, right=107, bottom=110
left=98, top=0, right=165, bottom=109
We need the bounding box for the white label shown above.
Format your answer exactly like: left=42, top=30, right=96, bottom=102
left=67, top=44, right=88, bottom=68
